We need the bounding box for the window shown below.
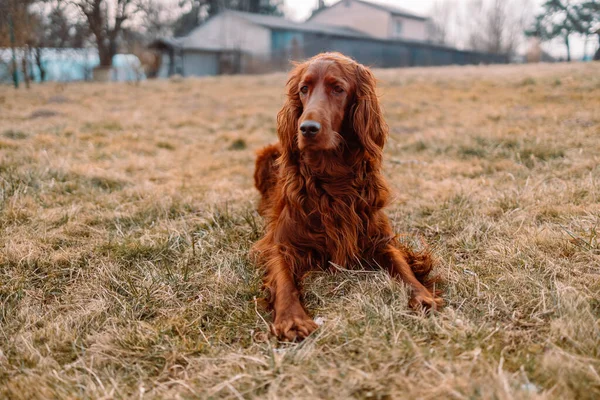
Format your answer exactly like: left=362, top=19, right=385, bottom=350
left=394, top=20, right=403, bottom=37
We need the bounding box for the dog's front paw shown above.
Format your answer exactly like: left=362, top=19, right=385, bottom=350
left=409, top=290, right=444, bottom=311
left=271, top=309, right=318, bottom=341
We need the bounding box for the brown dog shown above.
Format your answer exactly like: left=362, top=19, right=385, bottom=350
left=253, top=53, right=442, bottom=341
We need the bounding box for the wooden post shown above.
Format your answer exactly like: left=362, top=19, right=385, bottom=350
left=22, top=46, right=30, bottom=89
left=9, top=13, right=19, bottom=89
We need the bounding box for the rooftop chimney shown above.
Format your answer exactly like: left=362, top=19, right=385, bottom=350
left=318, top=0, right=325, bottom=9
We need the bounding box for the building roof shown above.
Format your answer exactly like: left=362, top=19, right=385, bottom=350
left=148, top=37, right=183, bottom=50
left=227, top=10, right=370, bottom=38
left=312, top=0, right=427, bottom=21
left=149, top=36, right=239, bottom=52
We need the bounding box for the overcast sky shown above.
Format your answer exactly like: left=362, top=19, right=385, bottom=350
left=282, top=0, right=595, bottom=59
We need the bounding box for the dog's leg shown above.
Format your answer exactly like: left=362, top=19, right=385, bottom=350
left=265, top=256, right=318, bottom=341
left=379, top=245, right=443, bottom=310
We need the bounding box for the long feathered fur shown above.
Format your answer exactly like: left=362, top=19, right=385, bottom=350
left=253, top=53, right=441, bottom=317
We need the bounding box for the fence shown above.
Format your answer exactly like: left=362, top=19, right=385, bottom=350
left=0, top=48, right=145, bottom=84
left=267, top=31, right=508, bottom=71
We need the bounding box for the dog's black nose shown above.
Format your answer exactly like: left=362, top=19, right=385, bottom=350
left=300, top=120, right=321, bottom=137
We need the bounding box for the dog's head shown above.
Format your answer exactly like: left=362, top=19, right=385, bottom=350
left=277, top=53, right=387, bottom=164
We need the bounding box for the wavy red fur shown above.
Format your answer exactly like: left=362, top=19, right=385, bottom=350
left=252, top=53, right=443, bottom=341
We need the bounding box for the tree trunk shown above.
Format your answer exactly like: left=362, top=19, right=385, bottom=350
left=94, top=40, right=113, bottom=81
left=565, top=34, right=571, bottom=62
left=34, top=47, right=46, bottom=82
left=96, top=38, right=113, bottom=67
left=85, top=0, right=114, bottom=68
left=8, top=14, right=19, bottom=89
left=79, top=0, right=130, bottom=74
left=595, top=34, right=600, bottom=61
left=21, top=48, right=30, bottom=89
left=27, top=46, right=35, bottom=82
left=94, top=35, right=113, bottom=82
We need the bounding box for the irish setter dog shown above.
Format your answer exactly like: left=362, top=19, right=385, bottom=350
left=253, top=53, right=442, bottom=341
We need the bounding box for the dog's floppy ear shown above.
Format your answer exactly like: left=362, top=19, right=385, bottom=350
left=352, top=63, right=388, bottom=167
left=277, top=63, right=305, bottom=156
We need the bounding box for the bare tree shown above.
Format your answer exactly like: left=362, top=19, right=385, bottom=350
left=464, top=0, right=533, bottom=57
left=29, top=1, right=89, bottom=82
left=0, top=0, right=34, bottom=47
left=428, top=0, right=455, bottom=45
left=0, top=0, right=39, bottom=87
left=137, top=0, right=174, bottom=40
left=74, top=0, right=139, bottom=69
left=172, top=0, right=282, bottom=37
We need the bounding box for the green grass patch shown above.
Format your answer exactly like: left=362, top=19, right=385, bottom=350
left=228, top=138, right=247, bottom=151
left=2, top=129, right=28, bottom=140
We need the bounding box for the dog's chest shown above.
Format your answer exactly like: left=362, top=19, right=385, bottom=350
left=303, top=195, right=367, bottom=262
left=307, top=212, right=324, bottom=231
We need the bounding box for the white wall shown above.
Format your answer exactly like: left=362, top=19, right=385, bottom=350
left=310, top=0, right=428, bottom=42
left=390, top=16, right=428, bottom=42
left=183, top=12, right=271, bottom=56
left=310, top=0, right=391, bottom=39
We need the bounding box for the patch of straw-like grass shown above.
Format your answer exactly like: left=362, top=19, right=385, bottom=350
left=1, top=62, right=599, bottom=399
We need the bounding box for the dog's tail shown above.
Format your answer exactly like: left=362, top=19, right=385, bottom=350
left=254, top=143, right=281, bottom=216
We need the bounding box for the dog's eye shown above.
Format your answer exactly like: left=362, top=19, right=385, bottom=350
left=333, top=86, right=344, bottom=94
left=300, top=86, right=309, bottom=94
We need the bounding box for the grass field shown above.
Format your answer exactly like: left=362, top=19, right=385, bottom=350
left=1, top=61, right=599, bottom=399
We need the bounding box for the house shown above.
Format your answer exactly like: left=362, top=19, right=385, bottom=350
left=150, top=9, right=507, bottom=78
left=309, top=0, right=429, bottom=42
left=150, top=10, right=369, bottom=78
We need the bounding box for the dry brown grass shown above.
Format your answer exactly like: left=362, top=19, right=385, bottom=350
left=1, top=62, right=599, bottom=399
